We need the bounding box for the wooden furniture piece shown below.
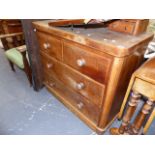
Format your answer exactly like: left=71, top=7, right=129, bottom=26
left=0, top=20, right=33, bottom=86
left=21, top=20, right=44, bottom=91
left=0, top=19, right=44, bottom=90
left=0, top=33, right=32, bottom=86
left=108, top=19, right=149, bottom=35
left=110, top=57, right=155, bottom=135
left=33, top=20, right=153, bottom=134
left=49, top=19, right=149, bottom=36
left=0, top=20, right=23, bottom=50
left=0, top=20, right=22, bottom=34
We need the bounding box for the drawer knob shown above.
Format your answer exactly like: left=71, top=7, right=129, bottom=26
left=77, top=102, right=84, bottom=109
left=76, top=82, right=85, bottom=90
left=43, top=43, right=50, bottom=49
left=49, top=83, right=55, bottom=87
left=77, top=59, right=86, bottom=67
left=46, top=63, right=53, bottom=69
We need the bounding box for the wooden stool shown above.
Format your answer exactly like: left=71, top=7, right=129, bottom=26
left=110, top=57, right=155, bottom=135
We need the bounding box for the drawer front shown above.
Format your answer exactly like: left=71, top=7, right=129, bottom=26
left=36, top=31, right=62, bottom=60
left=44, top=74, right=101, bottom=124
left=40, top=52, right=104, bottom=108
left=63, top=41, right=112, bottom=84
left=109, top=20, right=135, bottom=34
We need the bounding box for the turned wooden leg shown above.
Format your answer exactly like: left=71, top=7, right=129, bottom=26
left=143, top=108, right=155, bottom=134
left=130, top=99, right=154, bottom=135
left=8, top=60, right=15, bottom=72
left=110, top=91, right=141, bottom=135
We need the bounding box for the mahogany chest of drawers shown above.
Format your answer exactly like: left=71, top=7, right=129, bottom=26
left=33, top=20, right=153, bottom=134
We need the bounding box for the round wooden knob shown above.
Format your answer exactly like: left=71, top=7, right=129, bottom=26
left=76, top=59, right=86, bottom=67
left=46, top=63, right=53, bottom=69
left=76, top=82, right=85, bottom=90
left=49, top=83, right=55, bottom=87
left=43, top=43, right=50, bottom=49
left=77, top=102, right=84, bottom=109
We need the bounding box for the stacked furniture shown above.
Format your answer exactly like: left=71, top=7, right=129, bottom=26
left=33, top=20, right=153, bottom=134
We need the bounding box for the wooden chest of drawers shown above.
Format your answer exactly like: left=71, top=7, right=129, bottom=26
left=33, top=20, right=153, bottom=134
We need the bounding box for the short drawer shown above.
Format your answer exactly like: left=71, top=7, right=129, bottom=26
left=36, top=31, right=62, bottom=60
left=63, top=41, right=112, bottom=84
left=40, top=52, right=105, bottom=108
left=44, top=74, right=101, bottom=124
left=109, top=20, right=136, bottom=35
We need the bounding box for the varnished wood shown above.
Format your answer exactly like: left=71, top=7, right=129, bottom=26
left=108, top=19, right=149, bottom=35
left=40, top=52, right=105, bottom=108
left=119, top=57, right=155, bottom=119
left=33, top=20, right=153, bottom=57
left=114, top=57, right=155, bottom=135
left=0, top=20, right=22, bottom=39
left=36, top=31, right=63, bottom=60
left=33, top=20, right=153, bottom=134
left=44, top=73, right=101, bottom=124
left=0, top=20, right=24, bottom=50
left=131, top=99, right=154, bottom=134
left=143, top=108, right=155, bottom=134
left=110, top=91, right=141, bottom=135
left=63, top=41, right=112, bottom=84
left=0, top=32, right=23, bottom=39
left=48, top=19, right=84, bottom=27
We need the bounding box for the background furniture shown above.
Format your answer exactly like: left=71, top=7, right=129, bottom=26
left=33, top=20, right=153, bottom=134
left=0, top=20, right=23, bottom=50
left=0, top=32, right=32, bottom=86
left=108, top=19, right=149, bottom=35
left=0, top=19, right=43, bottom=90
left=110, top=57, right=155, bottom=135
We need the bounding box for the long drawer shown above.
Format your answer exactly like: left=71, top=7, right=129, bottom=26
left=36, top=31, right=62, bottom=60
left=63, top=41, right=112, bottom=84
left=44, top=73, right=101, bottom=124
left=40, top=52, right=105, bottom=108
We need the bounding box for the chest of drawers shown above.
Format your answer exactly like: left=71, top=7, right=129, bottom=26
left=33, top=20, right=153, bottom=134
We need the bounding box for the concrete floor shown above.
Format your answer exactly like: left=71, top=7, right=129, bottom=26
left=0, top=48, right=154, bottom=135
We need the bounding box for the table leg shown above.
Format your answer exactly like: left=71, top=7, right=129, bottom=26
left=130, top=99, right=154, bottom=135
left=110, top=91, right=141, bottom=135
left=143, top=108, right=155, bottom=134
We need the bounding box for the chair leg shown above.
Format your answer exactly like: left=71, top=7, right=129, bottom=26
left=8, top=60, right=15, bottom=72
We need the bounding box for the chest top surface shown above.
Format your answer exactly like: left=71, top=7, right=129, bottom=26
left=33, top=20, right=154, bottom=57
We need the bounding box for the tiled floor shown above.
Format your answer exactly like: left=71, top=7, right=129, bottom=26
left=0, top=48, right=154, bottom=135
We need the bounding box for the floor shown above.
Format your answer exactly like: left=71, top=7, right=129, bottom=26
left=0, top=48, right=154, bottom=135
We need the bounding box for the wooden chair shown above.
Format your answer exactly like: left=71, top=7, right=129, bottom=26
left=0, top=32, right=32, bottom=86
left=0, top=20, right=24, bottom=49
left=110, top=57, right=155, bottom=135
left=0, top=20, right=32, bottom=86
